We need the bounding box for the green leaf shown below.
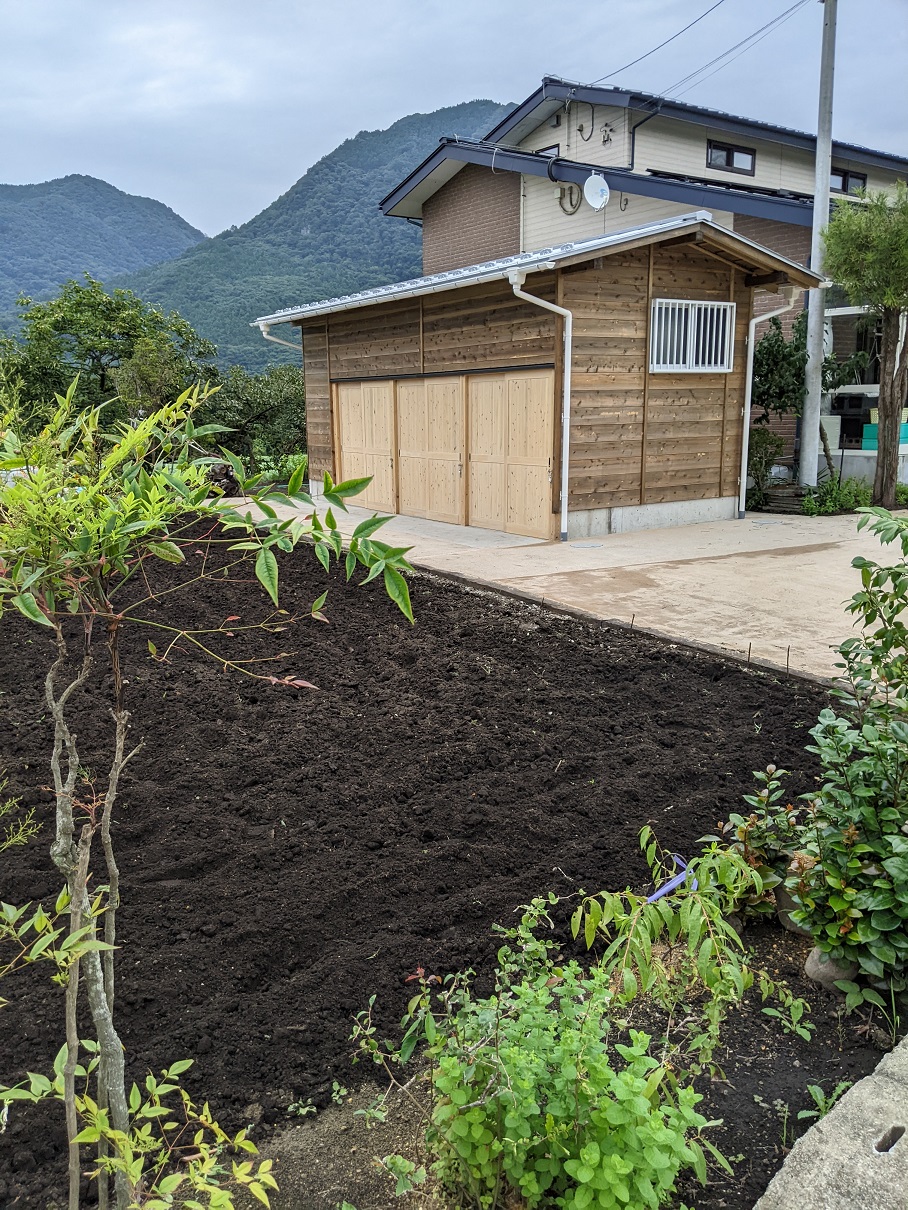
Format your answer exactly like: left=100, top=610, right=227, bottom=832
left=287, top=461, right=308, bottom=496
left=12, top=593, right=54, bottom=627
left=146, top=540, right=185, bottom=564
left=383, top=567, right=413, bottom=623
left=255, top=547, right=280, bottom=606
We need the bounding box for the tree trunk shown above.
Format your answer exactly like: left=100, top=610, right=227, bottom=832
left=65, top=826, right=93, bottom=1210
left=873, top=308, right=908, bottom=509
left=819, top=421, right=836, bottom=480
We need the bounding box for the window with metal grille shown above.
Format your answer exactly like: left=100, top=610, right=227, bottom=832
left=650, top=300, right=736, bottom=373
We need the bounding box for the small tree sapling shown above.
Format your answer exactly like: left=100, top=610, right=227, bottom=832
left=0, top=378, right=413, bottom=1207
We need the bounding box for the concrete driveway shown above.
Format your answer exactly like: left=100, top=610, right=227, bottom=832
left=282, top=502, right=886, bottom=679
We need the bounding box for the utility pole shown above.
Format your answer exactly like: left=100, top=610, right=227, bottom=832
left=800, top=0, right=838, bottom=488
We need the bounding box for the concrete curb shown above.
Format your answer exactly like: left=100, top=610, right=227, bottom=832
left=754, top=1037, right=908, bottom=1209
left=410, top=561, right=835, bottom=691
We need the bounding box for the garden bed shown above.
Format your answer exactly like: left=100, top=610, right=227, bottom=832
left=0, top=539, right=882, bottom=1208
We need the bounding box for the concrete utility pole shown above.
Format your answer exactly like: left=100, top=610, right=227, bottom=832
left=800, top=0, right=838, bottom=488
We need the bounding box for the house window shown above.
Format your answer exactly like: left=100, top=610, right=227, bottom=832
left=830, top=167, right=867, bottom=195
left=537, top=144, right=560, bottom=157
left=650, top=300, right=736, bottom=373
left=706, top=139, right=756, bottom=176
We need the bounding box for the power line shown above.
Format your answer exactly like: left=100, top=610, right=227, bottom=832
left=587, top=0, right=731, bottom=86
left=663, top=0, right=813, bottom=97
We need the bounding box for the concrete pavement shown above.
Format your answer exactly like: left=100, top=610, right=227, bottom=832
left=275, top=502, right=885, bottom=679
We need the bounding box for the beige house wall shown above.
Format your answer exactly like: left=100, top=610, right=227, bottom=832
left=520, top=174, right=733, bottom=253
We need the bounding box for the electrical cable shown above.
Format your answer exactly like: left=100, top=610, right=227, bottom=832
left=662, top=0, right=812, bottom=97
left=670, top=2, right=811, bottom=98
left=588, top=0, right=730, bottom=85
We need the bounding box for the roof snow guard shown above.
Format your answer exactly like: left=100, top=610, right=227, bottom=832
left=253, top=212, right=820, bottom=331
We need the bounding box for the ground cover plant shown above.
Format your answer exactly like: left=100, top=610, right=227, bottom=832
left=0, top=529, right=887, bottom=1208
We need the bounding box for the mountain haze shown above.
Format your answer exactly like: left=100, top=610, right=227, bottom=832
left=118, top=100, right=512, bottom=370
left=0, top=175, right=206, bottom=313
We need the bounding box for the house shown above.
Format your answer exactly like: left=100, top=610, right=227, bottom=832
left=378, top=78, right=908, bottom=474
left=254, top=212, right=820, bottom=539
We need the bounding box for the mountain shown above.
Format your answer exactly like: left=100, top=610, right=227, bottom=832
left=116, top=99, right=512, bottom=370
left=0, top=175, right=206, bottom=314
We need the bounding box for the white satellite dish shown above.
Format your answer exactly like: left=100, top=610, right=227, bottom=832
left=583, top=174, right=610, bottom=212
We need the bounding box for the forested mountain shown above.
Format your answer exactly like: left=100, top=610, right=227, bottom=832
left=0, top=175, right=206, bottom=313
left=117, top=99, right=511, bottom=370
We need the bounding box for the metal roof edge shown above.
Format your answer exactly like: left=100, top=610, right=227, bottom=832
left=384, top=139, right=815, bottom=225
left=251, top=212, right=820, bottom=329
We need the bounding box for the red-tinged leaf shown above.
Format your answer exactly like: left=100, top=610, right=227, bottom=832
left=311, top=611, right=329, bottom=624
left=225, top=615, right=241, bottom=622
left=225, top=632, right=235, bottom=638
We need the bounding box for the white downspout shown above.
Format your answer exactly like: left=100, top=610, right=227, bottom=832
left=257, top=322, right=303, bottom=352
left=738, top=286, right=800, bottom=519
left=508, top=268, right=573, bottom=541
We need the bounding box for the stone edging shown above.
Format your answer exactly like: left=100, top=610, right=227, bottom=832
left=754, top=1036, right=908, bottom=1209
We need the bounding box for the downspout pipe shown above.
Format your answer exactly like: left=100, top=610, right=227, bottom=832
left=257, top=322, right=303, bottom=352
left=738, top=286, right=800, bottom=519
left=508, top=267, right=573, bottom=541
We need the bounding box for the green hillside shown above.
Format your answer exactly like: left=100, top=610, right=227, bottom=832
left=117, top=99, right=511, bottom=370
left=0, top=175, right=206, bottom=313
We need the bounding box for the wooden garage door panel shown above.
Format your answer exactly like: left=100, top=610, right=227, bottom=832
left=426, top=377, right=464, bottom=524
left=397, top=380, right=428, bottom=517
left=337, top=381, right=396, bottom=512
left=468, top=376, right=506, bottom=530
left=508, top=372, right=553, bottom=463
left=507, top=464, right=551, bottom=537
left=337, top=382, right=366, bottom=453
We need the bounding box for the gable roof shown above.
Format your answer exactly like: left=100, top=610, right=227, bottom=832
left=484, top=77, right=908, bottom=172
left=253, top=211, right=822, bottom=330
left=380, top=75, right=908, bottom=221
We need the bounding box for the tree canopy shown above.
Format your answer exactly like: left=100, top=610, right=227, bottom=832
left=2, top=276, right=217, bottom=422
left=823, top=184, right=908, bottom=507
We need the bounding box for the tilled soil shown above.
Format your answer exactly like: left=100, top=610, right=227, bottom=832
left=0, top=536, right=880, bottom=1208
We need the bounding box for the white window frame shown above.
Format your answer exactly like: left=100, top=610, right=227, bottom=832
left=649, top=299, right=736, bottom=374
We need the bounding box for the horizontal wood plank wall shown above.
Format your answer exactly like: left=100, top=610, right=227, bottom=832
left=563, top=249, right=649, bottom=509
left=422, top=276, right=558, bottom=373
left=564, top=244, right=749, bottom=512
left=645, top=246, right=746, bottom=505
left=300, top=321, right=332, bottom=480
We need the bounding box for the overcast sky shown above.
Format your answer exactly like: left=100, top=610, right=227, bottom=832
left=2, top=0, right=905, bottom=236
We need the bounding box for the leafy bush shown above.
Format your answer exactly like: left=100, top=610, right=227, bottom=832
left=802, top=475, right=872, bottom=516
left=787, top=510, right=908, bottom=986
left=746, top=428, right=784, bottom=510
left=356, top=897, right=727, bottom=1210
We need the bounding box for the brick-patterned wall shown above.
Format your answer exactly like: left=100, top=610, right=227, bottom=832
left=735, top=216, right=813, bottom=461
left=422, top=164, right=521, bottom=275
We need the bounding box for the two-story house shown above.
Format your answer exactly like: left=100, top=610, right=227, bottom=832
left=380, top=77, right=908, bottom=471
left=254, top=78, right=905, bottom=539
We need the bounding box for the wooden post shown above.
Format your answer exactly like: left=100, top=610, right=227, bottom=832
left=640, top=244, right=654, bottom=505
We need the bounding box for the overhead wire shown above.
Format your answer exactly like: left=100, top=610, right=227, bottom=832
left=587, top=0, right=730, bottom=85
left=662, top=0, right=813, bottom=97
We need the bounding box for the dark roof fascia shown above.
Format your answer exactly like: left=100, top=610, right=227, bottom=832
left=381, top=141, right=815, bottom=227
left=482, top=76, right=908, bottom=176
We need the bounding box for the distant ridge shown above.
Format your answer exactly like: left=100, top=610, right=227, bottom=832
left=0, top=174, right=206, bottom=314
left=117, top=99, right=512, bottom=370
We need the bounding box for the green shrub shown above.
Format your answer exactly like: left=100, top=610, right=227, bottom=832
left=746, top=428, right=784, bottom=510
left=802, top=475, right=872, bottom=516
left=788, top=509, right=908, bottom=986
left=355, top=897, right=728, bottom=1210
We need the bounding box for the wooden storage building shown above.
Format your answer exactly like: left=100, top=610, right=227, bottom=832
left=254, top=213, right=820, bottom=539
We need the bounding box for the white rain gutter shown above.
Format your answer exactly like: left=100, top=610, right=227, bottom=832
left=509, top=266, right=573, bottom=541
left=257, top=322, right=302, bottom=352
left=738, top=285, right=801, bottom=519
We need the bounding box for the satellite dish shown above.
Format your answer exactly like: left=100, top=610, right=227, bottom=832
left=583, top=174, right=610, bottom=212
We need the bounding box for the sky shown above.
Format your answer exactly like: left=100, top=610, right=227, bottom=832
left=1, top=0, right=906, bottom=237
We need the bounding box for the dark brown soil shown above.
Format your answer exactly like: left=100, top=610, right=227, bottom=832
left=0, top=537, right=882, bottom=1208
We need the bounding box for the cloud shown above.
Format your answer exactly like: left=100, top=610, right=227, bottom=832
left=1, top=0, right=905, bottom=235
